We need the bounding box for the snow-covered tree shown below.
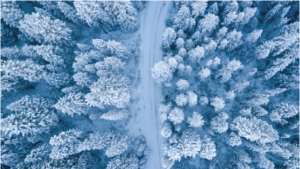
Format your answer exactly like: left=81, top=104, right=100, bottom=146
left=174, top=6, right=195, bottom=32
left=73, top=72, right=95, bottom=87
left=188, top=46, right=205, bottom=62
left=57, top=1, right=79, bottom=23
left=185, top=39, right=195, bottom=51
left=53, top=92, right=89, bottom=117
left=223, top=11, right=237, bottom=26
left=106, top=154, right=139, bottom=169
left=175, top=94, right=188, bottom=107
left=85, top=76, right=131, bottom=109
left=2, top=59, right=45, bottom=83
left=1, top=1, right=24, bottom=28
left=105, top=135, right=129, bottom=158
left=152, top=61, right=173, bottom=86
left=93, top=39, right=130, bottom=59
left=232, top=116, right=279, bottom=144
left=226, top=29, right=243, bottom=51
left=198, top=13, right=219, bottom=33
left=2, top=109, right=58, bottom=137
left=168, top=107, right=184, bottom=124
left=232, top=81, right=250, bottom=93
left=6, top=95, right=54, bottom=113
left=187, top=111, right=205, bottom=128
left=246, top=29, right=263, bottom=43
left=44, top=72, right=70, bottom=88
left=264, top=4, right=282, bottom=24
left=74, top=1, right=112, bottom=28
left=50, top=129, right=85, bottom=159
left=161, top=122, right=172, bottom=138
left=210, top=97, right=225, bottom=111
left=101, top=1, right=140, bottom=32
left=226, top=90, right=235, bottom=100
left=210, top=112, right=229, bottom=133
left=24, top=144, right=51, bottom=164
left=229, top=132, right=242, bottom=147
left=257, top=154, right=275, bottom=169
left=207, top=2, right=218, bottom=15
left=264, top=47, right=299, bottom=80
left=176, top=79, right=189, bottom=90
left=178, top=48, right=187, bottom=57
left=175, top=38, right=185, bottom=49
left=161, top=27, right=176, bottom=51
left=191, top=1, right=207, bottom=18
left=167, top=57, right=178, bottom=72
left=187, top=91, right=198, bottom=107
left=242, top=7, right=257, bottom=25
left=19, top=13, right=73, bottom=46
left=199, top=96, right=209, bottom=105
left=269, top=103, right=298, bottom=125
left=100, top=109, right=129, bottom=121
left=162, top=156, right=175, bottom=169
left=199, top=67, right=211, bottom=79
left=180, top=130, right=201, bottom=158
left=199, top=136, right=216, bottom=160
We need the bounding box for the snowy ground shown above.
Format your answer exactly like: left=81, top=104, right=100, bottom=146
left=126, top=2, right=172, bottom=169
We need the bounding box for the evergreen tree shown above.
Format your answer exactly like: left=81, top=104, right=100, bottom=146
left=199, top=136, right=216, bottom=160
left=210, top=112, right=229, bottom=133
left=1, top=1, right=24, bottom=28
left=74, top=1, right=112, bottom=29
left=174, top=6, right=195, bottom=32
left=151, top=61, right=173, bottom=86
left=106, top=154, right=139, bottom=169
left=50, top=129, right=85, bottom=159
left=187, top=111, right=205, bottom=128
left=198, top=13, right=219, bottom=33
left=168, top=107, right=184, bottom=124
left=100, top=109, right=129, bottom=121
left=57, top=1, right=79, bottom=23
left=2, top=109, right=58, bottom=137
left=19, top=13, right=73, bottom=46
left=188, top=46, right=205, bottom=62
left=207, top=2, right=219, bottom=15
left=210, top=97, right=225, bottom=111
left=176, top=79, right=189, bottom=91
left=2, top=59, right=45, bottom=83
left=101, top=1, right=140, bottom=32
left=85, top=76, right=131, bottom=109
left=191, top=1, right=207, bottom=18
left=187, top=91, right=198, bottom=107
left=54, top=92, right=89, bottom=117
left=175, top=94, right=188, bottom=107
left=161, top=122, right=172, bottom=138
left=161, top=27, right=176, bottom=51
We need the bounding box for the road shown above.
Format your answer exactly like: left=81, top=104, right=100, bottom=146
left=127, top=2, right=172, bottom=169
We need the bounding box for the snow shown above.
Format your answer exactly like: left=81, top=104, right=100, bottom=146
left=126, top=2, right=172, bottom=169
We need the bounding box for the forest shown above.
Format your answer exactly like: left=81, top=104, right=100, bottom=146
left=1, top=1, right=299, bottom=169
left=152, top=1, right=299, bottom=169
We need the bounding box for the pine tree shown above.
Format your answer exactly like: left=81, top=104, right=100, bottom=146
left=6, top=95, right=54, bottom=113
left=174, top=6, right=195, bottom=32
left=269, top=103, right=298, bottom=125
left=175, top=94, right=188, bottom=107
left=198, top=13, right=219, bottom=33
left=93, top=39, right=130, bottom=59
left=226, top=29, right=243, bottom=51
left=210, top=112, right=229, bottom=133
left=19, top=13, right=73, bottom=46
left=187, top=111, right=205, bottom=128
left=54, top=92, right=89, bottom=117
left=57, top=1, right=79, bottom=23
left=50, top=129, right=85, bottom=159
left=264, top=47, right=299, bottom=80
left=2, top=109, right=58, bottom=137
left=229, top=132, right=242, bottom=147
left=191, top=1, right=207, bottom=18
left=231, top=81, right=250, bottom=93
left=223, top=11, right=237, bottom=26
left=161, top=27, right=176, bottom=51
left=1, top=1, right=24, bottom=28
left=44, top=72, right=70, bottom=88
left=175, top=38, right=185, bottom=49
left=245, top=29, right=263, bottom=43
left=105, top=135, right=129, bottom=158
left=106, top=154, right=139, bottom=169
left=264, top=4, right=282, bottom=24
left=199, top=136, right=216, bottom=160
left=176, top=79, right=189, bottom=91
left=168, top=107, right=184, bottom=124
left=207, top=2, right=219, bottom=15
left=85, top=76, right=131, bottom=109
left=161, top=122, right=172, bottom=138
left=199, top=67, right=211, bottom=79
left=210, top=97, right=225, bottom=111
left=2, top=59, right=45, bottom=83
left=242, top=7, right=257, bottom=25
left=188, top=46, right=205, bottom=62
left=100, top=109, right=129, bottom=121
left=24, top=144, right=52, bottom=164
left=151, top=61, right=173, bottom=86
left=167, top=57, right=178, bottom=72
left=226, top=90, right=235, bottom=100
left=187, top=91, right=198, bottom=107
left=74, top=1, right=112, bottom=29
left=101, top=1, right=140, bottom=32
left=180, top=130, right=201, bottom=158
left=232, top=116, right=279, bottom=144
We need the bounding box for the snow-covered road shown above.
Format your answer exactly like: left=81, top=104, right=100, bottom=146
left=127, top=2, right=172, bottom=169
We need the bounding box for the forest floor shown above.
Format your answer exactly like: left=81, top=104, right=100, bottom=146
left=126, top=1, right=172, bottom=169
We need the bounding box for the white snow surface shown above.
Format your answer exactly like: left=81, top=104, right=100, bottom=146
left=126, top=2, right=172, bottom=169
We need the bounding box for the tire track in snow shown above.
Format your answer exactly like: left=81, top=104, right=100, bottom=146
left=127, top=2, right=172, bottom=168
